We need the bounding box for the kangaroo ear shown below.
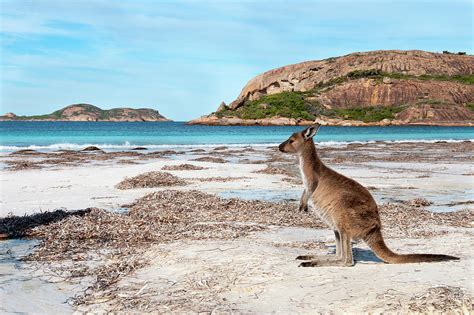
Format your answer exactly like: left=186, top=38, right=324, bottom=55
left=303, top=125, right=320, bottom=140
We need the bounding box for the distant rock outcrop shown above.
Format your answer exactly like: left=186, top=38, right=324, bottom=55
left=1, top=104, right=171, bottom=122
left=189, top=50, right=474, bottom=126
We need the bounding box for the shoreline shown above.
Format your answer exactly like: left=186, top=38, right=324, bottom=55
left=1, top=138, right=473, bottom=154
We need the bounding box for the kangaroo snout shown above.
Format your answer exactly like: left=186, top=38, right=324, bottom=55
left=278, top=142, right=286, bottom=152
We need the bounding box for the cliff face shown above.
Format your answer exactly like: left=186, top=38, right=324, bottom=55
left=189, top=50, right=474, bottom=126
left=1, top=104, right=171, bottom=122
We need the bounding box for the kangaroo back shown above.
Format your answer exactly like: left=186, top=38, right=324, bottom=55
left=364, top=228, right=459, bottom=263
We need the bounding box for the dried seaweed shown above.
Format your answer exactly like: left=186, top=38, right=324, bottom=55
left=253, top=165, right=295, bottom=177
left=22, top=190, right=319, bottom=308
left=379, top=201, right=473, bottom=238
left=4, top=159, right=43, bottom=170
left=408, top=286, right=472, bottom=313
left=191, top=156, right=227, bottom=163
left=403, top=198, right=433, bottom=207
left=161, top=164, right=208, bottom=171
left=115, top=171, right=187, bottom=189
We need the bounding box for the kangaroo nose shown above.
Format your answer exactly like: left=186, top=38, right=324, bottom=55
left=278, top=143, right=285, bottom=152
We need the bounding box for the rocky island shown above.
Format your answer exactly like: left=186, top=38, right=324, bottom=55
left=1, top=104, right=170, bottom=122
left=188, top=50, right=474, bottom=126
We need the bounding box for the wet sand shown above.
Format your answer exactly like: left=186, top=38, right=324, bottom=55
left=0, top=142, right=473, bottom=313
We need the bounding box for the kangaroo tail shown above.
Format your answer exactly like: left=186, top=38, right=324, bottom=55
left=364, top=228, right=459, bottom=264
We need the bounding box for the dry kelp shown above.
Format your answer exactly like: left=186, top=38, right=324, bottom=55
left=372, top=286, right=473, bottom=313
left=408, top=286, right=472, bottom=313
left=253, top=165, right=295, bottom=177
left=379, top=201, right=473, bottom=238
left=14, top=190, right=473, bottom=311
left=403, top=198, right=433, bottom=207
left=0, top=209, right=91, bottom=239
left=4, top=159, right=43, bottom=171
left=191, top=156, right=227, bottom=163
left=115, top=171, right=187, bottom=189
left=161, top=164, right=208, bottom=171
left=23, top=190, right=316, bottom=308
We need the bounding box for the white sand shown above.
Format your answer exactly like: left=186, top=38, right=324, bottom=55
left=87, top=227, right=472, bottom=313
left=2, top=156, right=472, bottom=216
left=0, top=158, right=286, bottom=216
left=1, top=151, right=473, bottom=313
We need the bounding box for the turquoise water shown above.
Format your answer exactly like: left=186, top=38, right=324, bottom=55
left=0, top=121, right=473, bottom=151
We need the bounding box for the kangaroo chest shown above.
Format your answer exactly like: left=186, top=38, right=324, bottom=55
left=299, top=157, right=337, bottom=229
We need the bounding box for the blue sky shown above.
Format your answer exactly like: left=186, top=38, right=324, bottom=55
left=0, top=0, right=472, bottom=120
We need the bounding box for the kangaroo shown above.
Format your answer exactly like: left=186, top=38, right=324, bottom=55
left=279, top=125, right=459, bottom=267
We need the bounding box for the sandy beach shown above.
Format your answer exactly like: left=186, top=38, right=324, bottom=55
left=1, top=141, right=473, bottom=313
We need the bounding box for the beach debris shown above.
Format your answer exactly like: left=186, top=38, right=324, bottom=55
left=191, top=156, right=227, bottom=163
left=82, top=146, right=102, bottom=151
left=12, top=189, right=473, bottom=311
left=253, top=165, right=295, bottom=177
left=4, top=159, right=43, bottom=171
left=0, top=208, right=91, bottom=238
left=212, top=146, right=228, bottom=151
left=378, top=202, right=473, bottom=238
left=372, top=286, right=473, bottom=313
left=404, top=198, right=433, bottom=207
left=190, top=148, right=206, bottom=153
left=21, top=190, right=317, bottom=308
left=9, top=149, right=42, bottom=155
left=131, top=147, right=148, bottom=150
left=157, top=150, right=185, bottom=155
left=408, top=286, right=472, bottom=313
left=115, top=171, right=187, bottom=189
left=161, top=164, right=208, bottom=171
left=117, top=159, right=140, bottom=165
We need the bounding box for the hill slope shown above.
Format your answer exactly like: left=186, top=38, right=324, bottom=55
left=189, top=50, right=474, bottom=126
left=1, top=104, right=170, bottom=122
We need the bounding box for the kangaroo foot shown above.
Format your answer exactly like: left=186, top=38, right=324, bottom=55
left=295, top=254, right=334, bottom=260
left=298, top=257, right=353, bottom=267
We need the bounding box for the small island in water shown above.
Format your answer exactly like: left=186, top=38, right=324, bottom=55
left=1, top=104, right=171, bottom=122
left=188, top=50, right=474, bottom=126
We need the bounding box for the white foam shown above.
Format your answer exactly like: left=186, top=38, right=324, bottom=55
left=0, top=139, right=471, bottom=152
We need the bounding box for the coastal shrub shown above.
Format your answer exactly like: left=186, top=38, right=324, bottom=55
left=334, top=105, right=404, bottom=122
left=218, top=91, right=316, bottom=120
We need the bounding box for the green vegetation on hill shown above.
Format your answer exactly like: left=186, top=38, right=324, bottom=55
left=217, top=92, right=317, bottom=120
left=217, top=91, right=405, bottom=122
left=334, top=106, right=405, bottom=122
left=314, top=70, right=474, bottom=89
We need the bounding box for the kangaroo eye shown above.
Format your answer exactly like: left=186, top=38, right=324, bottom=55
left=289, top=139, right=294, bottom=144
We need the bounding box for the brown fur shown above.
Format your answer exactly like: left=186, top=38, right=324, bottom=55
left=279, top=125, right=459, bottom=267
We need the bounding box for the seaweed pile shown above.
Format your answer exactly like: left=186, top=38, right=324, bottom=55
left=161, top=164, right=208, bottom=171
left=115, top=171, right=187, bottom=189
left=20, top=190, right=319, bottom=308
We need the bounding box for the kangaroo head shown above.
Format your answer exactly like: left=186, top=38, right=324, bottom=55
left=278, top=125, right=320, bottom=154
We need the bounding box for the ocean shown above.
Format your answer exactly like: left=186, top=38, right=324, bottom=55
left=1, top=121, right=473, bottom=152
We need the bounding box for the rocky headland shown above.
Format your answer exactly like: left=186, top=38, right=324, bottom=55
left=188, top=50, right=474, bottom=126
left=1, top=104, right=170, bottom=122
